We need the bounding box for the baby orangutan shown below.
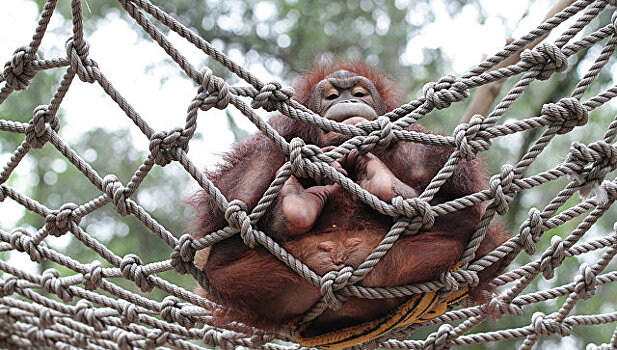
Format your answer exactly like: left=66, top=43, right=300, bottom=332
left=190, top=61, right=510, bottom=338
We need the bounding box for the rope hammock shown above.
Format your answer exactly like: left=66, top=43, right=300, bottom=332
left=2, top=0, right=617, bottom=348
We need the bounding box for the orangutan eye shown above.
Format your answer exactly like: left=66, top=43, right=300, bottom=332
left=326, top=92, right=339, bottom=100
left=352, top=86, right=369, bottom=98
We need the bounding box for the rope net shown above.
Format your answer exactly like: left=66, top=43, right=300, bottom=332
left=2, top=0, right=617, bottom=348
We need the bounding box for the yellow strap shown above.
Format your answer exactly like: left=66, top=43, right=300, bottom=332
left=294, top=288, right=468, bottom=349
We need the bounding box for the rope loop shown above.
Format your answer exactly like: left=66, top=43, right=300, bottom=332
left=160, top=296, right=196, bottom=329
left=520, top=42, right=568, bottom=80
left=519, top=208, right=543, bottom=255
left=391, top=197, right=435, bottom=233
left=539, top=235, right=565, bottom=279
left=224, top=199, right=257, bottom=248
left=423, top=324, right=454, bottom=350
left=45, top=202, right=80, bottom=237
left=200, top=67, right=231, bottom=110
left=489, top=164, right=515, bottom=215
left=10, top=228, right=42, bottom=262
left=149, top=127, right=189, bottom=166
left=3, top=46, right=37, bottom=91
left=574, top=263, right=597, bottom=299
left=541, top=97, right=588, bottom=134
left=120, top=254, right=154, bottom=292
left=453, top=114, right=491, bottom=160
left=532, top=312, right=572, bottom=336
left=75, top=300, right=104, bottom=331
left=102, top=175, right=129, bottom=216
left=423, top=75, right=469, bottom=110
left=320, top=266, right=354, bottom=310
left=171, top=234, right=196, bottom=274
left=251, top=80, right=294, bottom=112
left=83, top=260, right=103, bottom=291
left=25, top=105, right=59, bottom=149
left=41, top=268, right=73, bottom=303
left=65, top=37, right=98, bottom=83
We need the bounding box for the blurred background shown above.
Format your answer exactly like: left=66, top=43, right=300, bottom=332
left=1, top=0, right=617, bottom=348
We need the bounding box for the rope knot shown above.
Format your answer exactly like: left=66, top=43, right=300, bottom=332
left=10, top=228, right=42, bottom=262
left=357, top=117, right=395, bottom=153
left=26, top=328, right=50, bottom=346
left=83, top=260, right=103, bottom=291
left=45, top=202, right=80, bottom=237
left=391, top=197, right=435, bottom=233
left=438, top=271, right=459, bottom=292
left=41, top=269, right=73, bottom=302
left=65, top=37, right=98, bottom=83
left=145, top=331, right=170, bottom=347
left=423, top=75, right=469, bottom=110
left=532, top=312, right=572, bottom=336
left=121, top=303, right=140, bottom=325
left=199, top=67, right=230, bottom=110
left=289, top=138, right=318, bottom=178
left=116, top=331, right=132, bottom=350
left=0, top=276, right=18, bottom=297
left=160, top=296, right=196, bottom=329
left=519, top=208, right=543, bottom=254
left=539, top=236, right=565, bottom=279
left=487, top=297, right=523, bottom=317
left=489, top=164, right=515, bottom=215
left=3, top=46, right=37, bottom=91
left=224, top=199, right=257, bottom=248
left=171, top=234, right=196, bottom=274
left=25, top=105, right=59, bottom=148
left=542, top=97, right=588, bottom=134
left=320, top=266, right=354, bottom=310
left=453, top=115, right=491, bottom=160
left=0, top=306, right=16, bottom=325
left=520, top=43, right=568, bottom=80
left=423, top=324, right=455, bottom=350
left=567, top=141, right=617, bottom=197
left=595, top=181, right=617, bottom=207
left=38, top=309, right=56, bottom=328
left=75, top=300, right=104, bottom=331
left=251, top=80, right=294, bottom=112
left=574, top=263, right=597, bottom=299
left=102, top=175, right=129, bottom=216
left=120, top=254, right=153, bottom=292
left=149, top=127, right=189, bottom=166
left=373, top=116, right=395, bottom=149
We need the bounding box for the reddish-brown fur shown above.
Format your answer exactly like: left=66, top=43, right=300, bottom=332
left=189, top=62, right=510, bottom=333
